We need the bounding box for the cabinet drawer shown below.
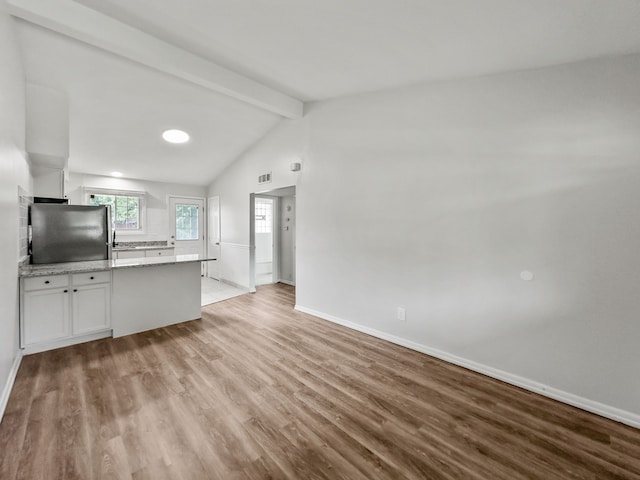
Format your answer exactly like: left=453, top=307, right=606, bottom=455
left=115, top=250, right=144, bottom=259
left=145, top=249, right=175, bottom=257
left=71, top=271, right=111, bottom=285
left=23, top=275, right=69, bottom=291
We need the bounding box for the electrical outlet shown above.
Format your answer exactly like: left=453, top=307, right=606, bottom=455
left=397, top=307, right=406, bottom=321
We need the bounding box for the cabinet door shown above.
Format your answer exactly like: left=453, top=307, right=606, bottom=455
left=72, top=284, right=111, bottom=335
left=22, top=288, right=70, bottom=346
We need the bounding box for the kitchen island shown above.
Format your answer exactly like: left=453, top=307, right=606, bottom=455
left=19, top=254, right=215, bottom=353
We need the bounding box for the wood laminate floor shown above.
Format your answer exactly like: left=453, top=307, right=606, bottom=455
left=1, top=284, right=639, bottom=479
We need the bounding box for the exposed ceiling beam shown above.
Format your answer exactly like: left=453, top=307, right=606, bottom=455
left=7, top=0, right=304, bottom=119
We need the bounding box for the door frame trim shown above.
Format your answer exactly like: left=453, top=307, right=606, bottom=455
left=249, top=193, right=256, bottom=292
left=206, top=195, right=220, bottom=280
left=249, top=185, right=296, bottom=292
left=252, top=194, right=279, bottom=288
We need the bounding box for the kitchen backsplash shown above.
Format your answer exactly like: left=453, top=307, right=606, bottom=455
left=115, top=241, right=169, bottom=248
left=18, top=186, right=32, bottom=259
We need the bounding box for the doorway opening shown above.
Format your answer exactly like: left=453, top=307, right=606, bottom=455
left=200, top=194, right=248, bottom=306
left=255, top=197, right=275, bottom=286
left=249, top=186, right=296, bottom=293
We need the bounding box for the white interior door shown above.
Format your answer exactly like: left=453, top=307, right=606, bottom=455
left=207, top=196, right=220, bottom=280
left=169, top=196, right=205, bottom=273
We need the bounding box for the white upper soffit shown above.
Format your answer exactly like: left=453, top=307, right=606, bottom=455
left=6, top=0, right=303, bottom=118
left=63, top=0, right=640, bottom=101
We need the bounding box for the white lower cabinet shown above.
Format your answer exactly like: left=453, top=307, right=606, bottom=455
left=21, top=271, right=112, bottom=352
left=22, top=287, right=70, bottom=345
left=71, top=277, right=111, bottom=335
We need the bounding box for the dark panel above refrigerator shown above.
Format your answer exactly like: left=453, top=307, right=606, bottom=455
left=33, top=197, right=69, bottom=204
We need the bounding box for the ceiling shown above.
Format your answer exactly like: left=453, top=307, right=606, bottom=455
left=11, top=0, right=640, bottom=186
left=15, top=19, right=282, bottom=186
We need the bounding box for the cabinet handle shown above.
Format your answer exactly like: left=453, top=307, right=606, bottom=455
left=90, top=276, right=94, bottom=280
left=73, top=289, right=78, bottom=292
left=63, top=289, right=68, bottom=293
left=44, top=280, right=50, bottom=284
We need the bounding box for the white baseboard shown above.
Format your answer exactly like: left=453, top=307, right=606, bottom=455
left=294, top=305, right=640, bottom=430
left=0, top=351, right=23, bottom=423
left=21, top=330, right=112, bottom=355
left=219, top=278, right=249, bottom=291
left=277, top=279, right=296, bottom=287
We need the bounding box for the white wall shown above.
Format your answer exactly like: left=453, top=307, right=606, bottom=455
left=66, top=173, right=206, bottom=242
left=209, top=123, right=304, bottom=287
left=0, top=1, right=33, bottom=417
left=26, top=83, right=69, bottom=162
left=209, top=53, right=640, bottom=425
left=32, top=166, right=63, bottom=198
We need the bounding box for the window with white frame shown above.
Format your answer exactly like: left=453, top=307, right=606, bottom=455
left=85, top=188, right=145, bottom=232
left=255, top=198, right=273, bottom=233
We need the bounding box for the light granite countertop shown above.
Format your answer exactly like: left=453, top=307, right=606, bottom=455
left=19, top=255, right=217, bottom=277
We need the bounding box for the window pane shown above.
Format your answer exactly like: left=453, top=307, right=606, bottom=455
left=124, top=196, right=139, bottom=229
left=175, top=204, right=199, bottom=240
left=255, top=198, right=273, bottom=233
left=89, top=192, right=141, bottom=231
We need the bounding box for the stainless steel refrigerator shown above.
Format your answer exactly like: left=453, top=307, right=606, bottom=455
left=30, top=204, right=112, bottom=264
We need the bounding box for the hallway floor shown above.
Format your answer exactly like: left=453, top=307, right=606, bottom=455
left=201, top=277, right=248, bottom=306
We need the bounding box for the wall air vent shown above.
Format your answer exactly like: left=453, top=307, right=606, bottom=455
left=258, top=172, right=272, bottom=184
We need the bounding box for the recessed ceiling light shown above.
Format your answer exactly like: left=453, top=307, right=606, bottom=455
left=162, top=129, right=190, bottom=144
left=111, top=171, right=123, bottom=177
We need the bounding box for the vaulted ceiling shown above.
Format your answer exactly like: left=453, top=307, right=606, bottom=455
left=10, top=0, right=640, bottom=186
